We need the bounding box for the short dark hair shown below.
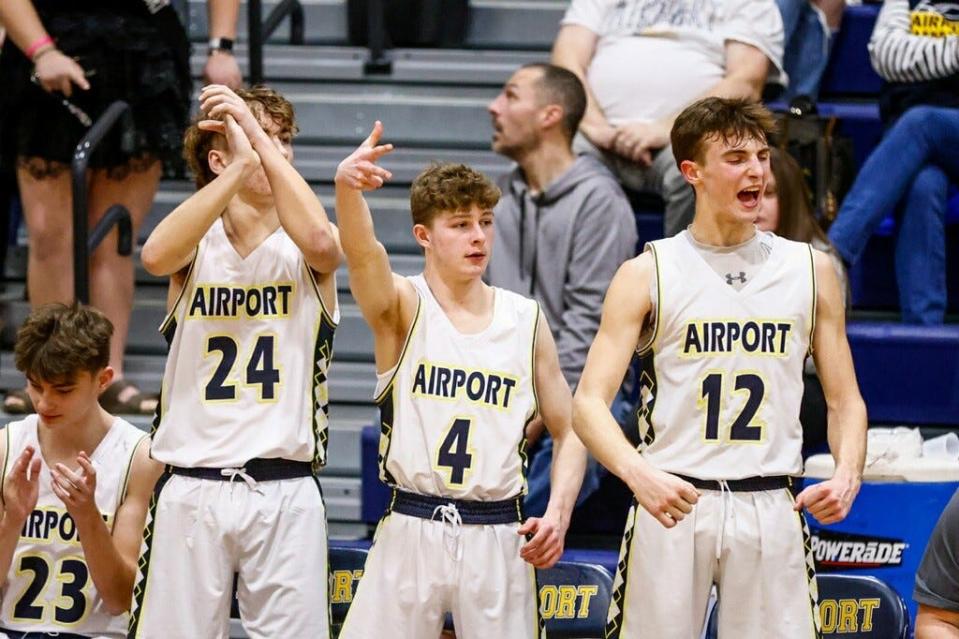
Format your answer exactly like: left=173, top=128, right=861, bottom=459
left=522, top=63, right=587, bottom=141
left=671, top=97, right=777, bottom=169
left=409, top=163, right=500, bottom=228
left=184, top=85, right=298, bottom=189
left=15, top=304, right=113, bottom=382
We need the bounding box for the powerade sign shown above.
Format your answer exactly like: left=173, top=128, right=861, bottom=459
left=810, top=529, right=908, bottom=570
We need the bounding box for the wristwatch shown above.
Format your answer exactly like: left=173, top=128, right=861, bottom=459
left=208, top=37, right=235, bottom=55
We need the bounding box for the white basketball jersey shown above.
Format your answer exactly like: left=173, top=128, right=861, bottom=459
left=0, top=416, right=147, bottom=638
left=638, top=232, right=815, bottom=479
left=151, top=219, right=338, bottom=469
left=376, top=275, right=539, bottom=500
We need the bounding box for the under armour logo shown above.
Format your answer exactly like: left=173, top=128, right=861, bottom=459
left=725, top=272, right=747, bottom=285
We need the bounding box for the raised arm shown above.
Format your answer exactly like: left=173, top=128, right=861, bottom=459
left=49, top=440, right=164, bottom=614
left=199, top=85, right=341, bottom=275
left=573, top=254, right=698, bottom=529
left=794, top=250, right=867, bottom=525
left=334, top=122, right=419, bottom=370
left=141, top=114, right=259, bottom=276
left=518, top=314, right=588, bottom=569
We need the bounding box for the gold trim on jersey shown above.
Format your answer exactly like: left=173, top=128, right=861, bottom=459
left=158, top=247, right=199, bottom=337
left=637, top=245, right=662, bottom=357
left=373, top=295, right=423, bottom=405
left=606, top=501, right=639, bottom=638
left=117, top=435, right=150, bottom=516
left=129, top=471, right=171, bottom=639
left=529, top=305, right=541, bottom=419
left=807, top=245, right=817, bottom=356
left=1, top=423, right=11, bottom=507
left=304, top=261, right=339, bottom=328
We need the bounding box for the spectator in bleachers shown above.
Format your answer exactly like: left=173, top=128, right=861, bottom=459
left=486, top=63, right=636, bottom=518
left=914, top=488, right=959, bottom=637
left=551, top=0, right=785, bottom=237
left=776, top=0, right=844, bottom=101
left=0, top=0, right=239, bottom=413
left=827, top=0, right=959, bottom=325
left=758, top=147, right=846, bottom=455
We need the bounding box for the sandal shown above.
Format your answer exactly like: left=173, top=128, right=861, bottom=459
left=99, top=379, right=158, bottom=415
left=3, top=389, right=35, bottom=415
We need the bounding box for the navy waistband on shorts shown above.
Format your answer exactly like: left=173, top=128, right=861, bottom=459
left=0, top=628, right=89, bottom=639
left=389, top=489, right=523, bottom=525
left=674, top=474, right=793, bottom=492
left=170, top=458, right=313, bottom=482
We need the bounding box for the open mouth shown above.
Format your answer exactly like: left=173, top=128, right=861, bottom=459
left=737, top=186, right=761, bottom=207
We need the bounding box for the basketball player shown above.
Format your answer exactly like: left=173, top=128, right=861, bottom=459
left=574, top=97, right=867, bottom=638
left=0, top=303, right=161, bottom=639
left=131, top=85, right=340, bottom=638
left=335, top=122, right=587, bottom=639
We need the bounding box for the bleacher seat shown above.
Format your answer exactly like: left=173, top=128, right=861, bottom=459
left=846, top=322, right=959, bottom=425
left=706, top=574, right=909, bottom=638
left=329, top=545, right=370, bottom=630
left=819, top=4, right=883, bottom=99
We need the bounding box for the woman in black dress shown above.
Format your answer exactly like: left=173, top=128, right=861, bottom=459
left=0, top=0, right=195, bottom=413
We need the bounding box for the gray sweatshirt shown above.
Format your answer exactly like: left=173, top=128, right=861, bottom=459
left=487, top=154, right=637, bottom=388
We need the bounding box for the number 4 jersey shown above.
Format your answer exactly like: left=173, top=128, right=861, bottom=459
left=639, top=232, right=815, bottom=479
left=376, top=275, right=539, bottom=500
left=151, top=219, right=338, bottom=469
left=0, top=415, right=148, bottom=638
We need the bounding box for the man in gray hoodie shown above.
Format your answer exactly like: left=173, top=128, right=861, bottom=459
left=487, top=63, right=637, bottom=518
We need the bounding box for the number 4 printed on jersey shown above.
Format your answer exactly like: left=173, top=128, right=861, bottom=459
left=435, top=417, right=475, bottom=487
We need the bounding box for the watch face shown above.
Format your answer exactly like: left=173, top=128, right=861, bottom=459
left=209, top=37, right=235, bottom=52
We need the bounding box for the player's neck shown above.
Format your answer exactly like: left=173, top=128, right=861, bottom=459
left=37, top=406, right=113, bottom=467
left=422, top=265, right=495, bottom=332
left=222, top=198, right=280, bottom=257
left=688, top=214, right=756, bottom=248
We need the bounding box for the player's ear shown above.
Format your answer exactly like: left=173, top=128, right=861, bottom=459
left=679, top=159, right=701, bottom=187
left=97, top=366, right=115, bottom=394
left=412, top=223, right=431, bottom=251
left=208, top=149, right=229, bottom=177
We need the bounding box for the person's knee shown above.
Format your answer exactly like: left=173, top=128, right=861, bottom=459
left=907, top=165, right=950, bottom=204
left=897, top=105, right=948, bottom=140
left=26, top=216, right=71, bottom=260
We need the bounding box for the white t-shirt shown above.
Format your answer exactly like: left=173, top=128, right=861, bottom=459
left=561, top=0, right=786, bottom=125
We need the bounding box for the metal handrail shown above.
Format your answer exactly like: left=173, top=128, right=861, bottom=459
left=248, top=0, right=304, bottom=85
left=364, top=0, right=392, bottom=74
left=71, top=100, right=133, bottom=305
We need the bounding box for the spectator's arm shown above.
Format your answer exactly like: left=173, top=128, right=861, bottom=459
left=551, top=24, right=618, bottom=150
left=707, top=40, right=770, bottom=102
left=205, top=0, right=242, bottom=88
left=869, top=0, right=959, bottom=83
left=631, top=40, right=769, bottom=156
left=917, top=606, right=959, bottom=638
left=0, top=0, right=46, bottom=54
left=556, top=189, right=637, bottom=388
left=915, top=490, right=959, bottom=637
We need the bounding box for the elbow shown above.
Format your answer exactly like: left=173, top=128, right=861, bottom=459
left=102, top=593, right=131, bottom=616
left=307, top=231, right=343, bottom=274
left=571, top=393, right=590, bottom=440
left=139, top=242, right=166, bottom=277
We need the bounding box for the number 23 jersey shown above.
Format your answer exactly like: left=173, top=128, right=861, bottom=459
left=376, top=275, right=539, bottom=501
left=151, top=219, right=338, bottom=469
left=0, top=415, right=147, bottom=638
left=639, top=232, right=815, bottom=479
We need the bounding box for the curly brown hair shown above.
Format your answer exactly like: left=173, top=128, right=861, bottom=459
left=671, top=97, right=777, bottom=169
left=15, top=304, right=113, bottom=382
left=409, top=163, right=500, bottom=227
left=183, top=85, right=299, bottom=189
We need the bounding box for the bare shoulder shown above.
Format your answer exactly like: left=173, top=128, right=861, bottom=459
left=126, top=437, right=164, bottom=499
